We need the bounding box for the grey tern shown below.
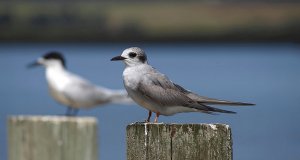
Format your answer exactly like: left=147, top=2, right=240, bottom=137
left=111, top=47, right=254, bottom=122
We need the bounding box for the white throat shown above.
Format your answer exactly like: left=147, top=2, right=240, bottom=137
left=45, top=65, right=70, bottom=92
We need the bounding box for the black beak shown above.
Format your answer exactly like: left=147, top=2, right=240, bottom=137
left=27, top=61, right=40, bottom=68
left=111, top=55, right=126, bottom=61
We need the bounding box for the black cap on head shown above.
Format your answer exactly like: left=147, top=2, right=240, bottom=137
left=43, top=51, right=66, bottom=67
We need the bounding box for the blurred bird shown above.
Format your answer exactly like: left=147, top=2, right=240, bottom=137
left=28, top=51, right=133, bottom=116
left=111, top=47, right=254, bottom=123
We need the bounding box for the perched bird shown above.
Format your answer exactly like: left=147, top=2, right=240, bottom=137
left=29, top=51, right=133, bottom=116
left=111, top=47, right=254, bottom=123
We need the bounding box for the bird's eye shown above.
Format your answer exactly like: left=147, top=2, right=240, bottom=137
left=129, top=52, right=137, bottom=58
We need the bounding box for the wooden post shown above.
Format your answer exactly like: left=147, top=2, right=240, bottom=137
left=127, top=123, right=232, bottom=160
left=8, top=116, right=98, bottom=160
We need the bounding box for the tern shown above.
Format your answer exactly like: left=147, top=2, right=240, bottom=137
left=29, top=51, right=133, bottom=116
left=111, top=47, right=254, bottom=122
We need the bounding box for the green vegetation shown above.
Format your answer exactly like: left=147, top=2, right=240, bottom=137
left=0, top=1, right=299, bottom=42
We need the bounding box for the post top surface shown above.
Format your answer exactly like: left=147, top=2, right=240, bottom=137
left=8, top=115, right=98, bottom=123
left=128, top=122, right=230, bottom=129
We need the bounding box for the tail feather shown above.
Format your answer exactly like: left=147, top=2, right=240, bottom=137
left=94, top=86, right=134, bottom=105
left=203, top=101, right=255, bottom=106
left=203, top=104, right=236, bottom=114
left=191, top=103, right=236, bottom=114
left=108, top=90, right=135, bottom=105
left=186, top=93, right=255, bottom=106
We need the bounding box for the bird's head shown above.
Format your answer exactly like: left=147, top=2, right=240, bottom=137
left=111, top=47, right=148, bottom=67
left=28, top=51, right=66, bottom=69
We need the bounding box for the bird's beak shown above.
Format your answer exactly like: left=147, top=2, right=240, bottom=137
left=27, top=61, right=40, bottom=68
left=111, top=55, right=126, bottom=61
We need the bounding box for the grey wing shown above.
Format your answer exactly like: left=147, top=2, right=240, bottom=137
left=62, top=76, right=111, bottom=107
left=137, top=72, right=192, bottom=107
left=173, top=82, right=254, bottom=106
left=187, top=92, right=254, bottom=106
left=137, top=72, right=233, bottom=114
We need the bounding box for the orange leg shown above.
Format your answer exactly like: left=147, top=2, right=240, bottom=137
left=145, top=110, right=152, bottom=123
left=154, top=112, right=160, bottom=123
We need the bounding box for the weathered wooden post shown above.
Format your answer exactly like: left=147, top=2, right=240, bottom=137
left=8, top=116, right=98, bottom=160
left=127, top=123, right=232, bottom=160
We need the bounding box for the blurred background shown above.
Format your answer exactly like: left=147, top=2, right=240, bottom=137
left=1, top=0, right=300, bottom=160
left=1, top=0, right=300, bottom=42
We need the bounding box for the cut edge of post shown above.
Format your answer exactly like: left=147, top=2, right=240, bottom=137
left=8, top=115, right=98, bottom=123
left=127, top=122, right=230, bottom=128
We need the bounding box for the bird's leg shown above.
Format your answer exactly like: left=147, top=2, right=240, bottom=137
left=154, top=112, right=160, bottom=123
left=72, top=108, right=79, bottom=116
left=145, top=111, right=152, bottom=123
left=65, top=107, right=73, bottom=116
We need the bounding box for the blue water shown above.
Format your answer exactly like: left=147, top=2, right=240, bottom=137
left=1, top=42, right=300, bottom=160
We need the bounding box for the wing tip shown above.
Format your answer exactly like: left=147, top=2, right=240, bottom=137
left=200, top=104, right=237, bottom=114
left=215, top=109, right=237, bottom=114
left=237, top=102, right=255, bottom=106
